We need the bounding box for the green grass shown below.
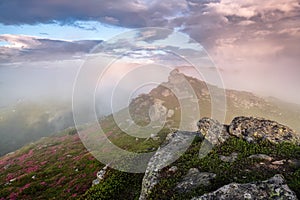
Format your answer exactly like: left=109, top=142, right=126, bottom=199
left=81, top=170, right=143, bottom=200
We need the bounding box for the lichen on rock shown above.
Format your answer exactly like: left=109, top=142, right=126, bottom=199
left=229, top=116, right=300, bottom=144
left=192, top=174, right=298, bottom=200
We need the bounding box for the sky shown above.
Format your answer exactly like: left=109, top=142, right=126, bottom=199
left=0, top=0, right=300, bottom=105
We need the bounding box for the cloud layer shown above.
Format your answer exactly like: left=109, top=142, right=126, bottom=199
left=0, top=34, right=102, bottom=62
left=0, top=0, right=300, bottom=102
left=1, top=0, right=299, bottom=61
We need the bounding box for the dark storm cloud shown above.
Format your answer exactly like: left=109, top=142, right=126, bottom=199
left=0, top=0, right=188, bottom=28
left=0, top=35, right=102, bottom=62
left=0, top=0, right=144, bottom=27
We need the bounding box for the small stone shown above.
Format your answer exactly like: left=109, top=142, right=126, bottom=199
left=249, top=154, right=273, bottom=161
left=168, top=166, right=178, bottom=173
left=92, top=179, right=100, bottom=185
left=272, top=160, right=286, bottom=165
left=4, top=164, right=10, bottom=170
left=220, top=152, right=238, bottom=163
left=9, top=178, right=16, bottom=182
left=96, top=164, right=110, bottom=181
left=244, top=193, right=252, bottom=199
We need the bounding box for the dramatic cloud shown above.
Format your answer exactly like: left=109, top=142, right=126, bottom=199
left=0, top=0, right=188, bottom=28
left=0, top=0, right=300, bottom=102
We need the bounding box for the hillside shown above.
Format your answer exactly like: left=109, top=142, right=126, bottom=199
left=0, top=128, right=102, bottom=199
left=1, top=116, right=300, bottom=199
left=1, top=71, right=300, bottom=199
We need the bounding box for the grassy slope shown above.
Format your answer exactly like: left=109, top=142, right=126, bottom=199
left=0, top=118, right=169, bottom=199
left=0, top=128, right=103, bottom=199
left=1, top=119, right=300, bottom=199
left=83, top=136, right=300, bottom=200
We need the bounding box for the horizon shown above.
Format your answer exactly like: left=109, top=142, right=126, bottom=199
left=0, top=0, right=300, bottom=106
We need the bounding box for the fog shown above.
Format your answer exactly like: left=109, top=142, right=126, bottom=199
left=0, top=61, right=78, bottom=155
left=0, top=59, right=173, bottom=156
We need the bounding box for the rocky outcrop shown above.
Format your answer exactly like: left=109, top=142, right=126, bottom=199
left=229, top=116, right=300, bottom=144
left=176, top=168, right=216, bottom=192
left=196, top=116, right=300, bottom=145
left=139, top=131, right=197, bottom=200
left=192, top=174, right=298, bottom=200
left=139, top=117, right=300, bottom=200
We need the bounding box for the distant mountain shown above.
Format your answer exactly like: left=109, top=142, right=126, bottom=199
left=128, top=69, right=300, bottom=133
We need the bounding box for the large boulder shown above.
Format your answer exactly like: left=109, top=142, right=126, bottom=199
left=139, top=131, right=197, bottom=200
left=229, top=116, right=300, bottom=144
left=192, top=174, right=298, bottom=200
left=197, top=118, right=230, bottom=146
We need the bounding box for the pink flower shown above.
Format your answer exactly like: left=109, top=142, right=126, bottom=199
left=75, top=185, right=80, bottom=191
left=25, top=165, right=39, bottom=173
left=9, top=192, right=18, bottom=200
left=73, top=155, right=82, bottom=161
left=40, top=182, right=47, bottom=186
left=58, top=156, right=65, bottom=161
left=6, top=173, right=15, bottom=181
left=57, top=176, right=65, bottom=185
left=17, top=149, right=34, bottom=163
left=88, top=155, right=95, bottom=161
left=20, top=183, right=31, bottom=193
left=40, top=161, right=48, bottom=165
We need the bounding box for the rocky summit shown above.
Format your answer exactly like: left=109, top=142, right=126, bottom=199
left=138, top=116, right=300, bottom=200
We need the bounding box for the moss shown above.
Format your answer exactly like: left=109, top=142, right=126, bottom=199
left=81, top=170, right=143, bottom=200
